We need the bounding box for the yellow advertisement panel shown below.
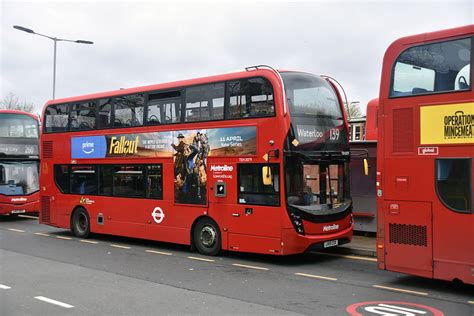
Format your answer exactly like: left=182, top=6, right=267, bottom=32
left=420, top=102, right=474, bottom=145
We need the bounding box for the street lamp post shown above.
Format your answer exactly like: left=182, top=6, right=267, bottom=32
left=13, top=25, right=93, bottom=100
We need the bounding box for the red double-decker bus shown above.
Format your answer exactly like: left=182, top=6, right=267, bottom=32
left=39, top=66, right=354, bottom=255
left=376, top=25, right=473, bottom=283
left=0, top=110, right=40, bottom=216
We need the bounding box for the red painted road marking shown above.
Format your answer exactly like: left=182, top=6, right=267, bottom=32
left=346, top=301, right=444, bottom=316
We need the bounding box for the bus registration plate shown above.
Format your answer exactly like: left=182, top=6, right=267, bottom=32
left=324, top=240, right=338, bottom=248
left=11, top=210, right=26, bottom=214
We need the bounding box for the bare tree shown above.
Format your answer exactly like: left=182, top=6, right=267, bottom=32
left=1, top=92, right=35, bottom=113
left=346, top=101, right=362, bottom=119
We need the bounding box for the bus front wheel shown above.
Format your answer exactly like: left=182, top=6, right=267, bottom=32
left=193, top=218, right=221, bottom=256
left=71, top=207, right=90, bottom=238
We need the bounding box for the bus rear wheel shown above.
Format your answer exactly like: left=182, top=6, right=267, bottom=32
left=193, top=218, right=221, bottom=256
left=71, top=207, right=90, bottom=238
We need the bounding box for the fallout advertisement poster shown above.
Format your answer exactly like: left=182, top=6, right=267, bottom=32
left=71, top=126, right=256, bottom=205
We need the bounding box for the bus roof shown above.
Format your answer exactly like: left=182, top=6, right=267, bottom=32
left=0, top=109, right=38, bottom=121
left=386, top=24, right=473, bottom=52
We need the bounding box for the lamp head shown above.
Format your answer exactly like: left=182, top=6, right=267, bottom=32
left=13, top=25, right=35, bottom=34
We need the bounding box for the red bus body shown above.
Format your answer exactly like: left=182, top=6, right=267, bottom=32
left=39, top=67, right=353, bottom=255
left=377, top=25, right=474, bottom=283
left=365, top=98, right=378, bottom=141
left=0, top=110, right=40, bottom=215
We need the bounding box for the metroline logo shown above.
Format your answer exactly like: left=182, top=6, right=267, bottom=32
left=210, top=165, right=234, bottom=172
left=11, top=197, right=27, bottom=202
left=323, top=224, right=339, bottom=232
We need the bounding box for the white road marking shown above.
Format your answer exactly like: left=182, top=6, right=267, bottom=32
left=376, top=304, right=429, bottom=314
left=468, top=300, right=474, bottom=304
left=34, top=232, right=51, bottom=237
left=110, top=244, right=131, bottom=249
left=145, top=250, right=172, bottom=256
left=295, top=272, right=338, bottom=281
left=34, top=296, right=74, bottom=308
left=56, top=236, right=72, bottom=240
left=80, top=240, right=98, bottom=244
left=314, top=251, right=377, bottom=262
left=7, top=228, right=25, bottom=233
left=0, top=284, right=12, bottom=290
left=232, top=263, right=269, bottom=271
left=187, top=256, right=215, bottom=262
left=373, top=285, right=428, bottom=296
left=18, top=215, right=38, bottom=219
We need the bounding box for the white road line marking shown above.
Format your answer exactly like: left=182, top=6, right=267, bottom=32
left=145, top=250, right=172, bottom=256
left=232, top=263, right=269, bottom=271
left=34, top=232, right=51, bottom=237
left=34, top=296, right=74, bottom=309
left=377, top=304, right=429, bottom=314
left=468, top=300, right=474, bottom=304
left=295, top=272, right=338, bottom=281
left=0, top=284, right=11, bottom=290
left=7, top=228, right=25, bottom=233
left=56, top=236, right=72, bottom=240
left=314, top=251, right=377, bottom=262
left=373, top=285, right=428, bottom=296
left=18, top=215, right=38, bottom=219
left=80, top=240, right=98, bottom=244
left=188, top=256, right=215, bottom=262
left=110, top=244, right=131, bottom=249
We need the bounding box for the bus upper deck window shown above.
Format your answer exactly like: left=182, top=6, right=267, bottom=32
left=391, top=37, right=471, bottom=97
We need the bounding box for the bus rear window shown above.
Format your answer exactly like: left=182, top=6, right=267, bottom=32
left=391, top=37, right=471, bottom=97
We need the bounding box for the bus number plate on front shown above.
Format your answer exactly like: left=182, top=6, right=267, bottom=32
left=11, top=210, right=26, bottom=214
left=324, top=240, right=338, bottom=248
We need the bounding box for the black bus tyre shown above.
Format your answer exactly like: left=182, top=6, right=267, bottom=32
left=71, top=207, right=90, bottom=238
left=193, top=218, right=221, bottom=256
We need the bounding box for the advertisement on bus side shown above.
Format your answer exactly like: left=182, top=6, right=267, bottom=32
left=420, top=102, right=474, bottom=144
left=71, top=126, right=257, bottom=205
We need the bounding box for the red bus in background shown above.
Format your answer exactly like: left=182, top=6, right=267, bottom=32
left=376, top=25, right=473, bottom=283
left=0, top=110, right=40, bottom=216
left=364, top=98, right=378, bottom=141
left=39, top=66, right=354, bottom=256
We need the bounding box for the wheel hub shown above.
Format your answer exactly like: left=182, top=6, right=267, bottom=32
left=200, top=225, right=216, bottom=248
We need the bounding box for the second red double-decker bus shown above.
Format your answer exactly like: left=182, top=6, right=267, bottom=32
left=40, top=66, right=353, bottom=255
left=376, top=25, right=473, bottom=284
left=0, top=110, right=40, bottom=216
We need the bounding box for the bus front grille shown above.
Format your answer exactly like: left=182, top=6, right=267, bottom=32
left=40, top=196, right=51, bottom=223
left=389, top=223, right=427, bottom=247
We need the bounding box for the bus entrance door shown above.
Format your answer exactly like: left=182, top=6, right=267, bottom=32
left=384, top=201, right=433, bottom=278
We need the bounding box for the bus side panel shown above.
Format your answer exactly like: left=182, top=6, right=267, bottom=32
left=383, top=200, right=433, bottom=278
left=227, top=234, right=281, bottom=254
left=433, top=205, right=474, bottom=284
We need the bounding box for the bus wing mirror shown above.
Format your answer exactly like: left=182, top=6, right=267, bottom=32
left=262, top=166, right=273, bottom=186
left=363, top=158, right=369, bottom=176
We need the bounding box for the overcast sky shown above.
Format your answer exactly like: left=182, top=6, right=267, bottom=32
left=1, top=0, right=472, bottom=115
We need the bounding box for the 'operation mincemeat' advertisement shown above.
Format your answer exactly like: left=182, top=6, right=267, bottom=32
left=420, top=102, right=474, bottom=145
left=71, top=126, right=256, bottom=205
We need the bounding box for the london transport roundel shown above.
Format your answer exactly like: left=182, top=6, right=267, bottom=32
left=346, top=301, right=444, bottom=316
left=151, top=207, right=165, bottom=224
